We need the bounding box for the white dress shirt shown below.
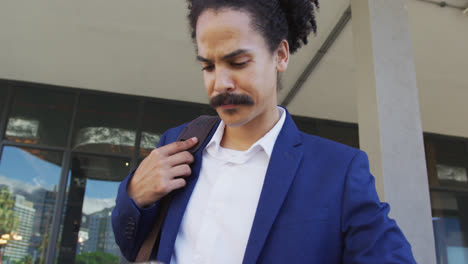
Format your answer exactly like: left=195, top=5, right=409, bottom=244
left=170, top=107, right=286, bottom=264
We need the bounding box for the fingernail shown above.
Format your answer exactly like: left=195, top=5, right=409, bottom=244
left=191, top=137, right=198, bottom=143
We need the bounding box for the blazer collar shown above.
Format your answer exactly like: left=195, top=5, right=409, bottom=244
left=242, top=108, right=304, bottom=263
left=157, top=108, right=303, bottom=263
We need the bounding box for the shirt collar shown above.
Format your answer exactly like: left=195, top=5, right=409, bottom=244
left=204, top=106, right=286, bottom=159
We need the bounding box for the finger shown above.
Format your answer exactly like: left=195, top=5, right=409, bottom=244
left=168, top=178, right=187, bottom=191
left=164, top=151, right=194, bottom=167
left=165, top=164, right=192, bottom=179
left=157, top=137, right=198, bottom=156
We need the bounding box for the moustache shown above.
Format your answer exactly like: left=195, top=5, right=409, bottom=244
left=209, top=93, right=255, bottom=108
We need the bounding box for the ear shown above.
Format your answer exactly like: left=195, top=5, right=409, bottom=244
left=275, top=40, right=290, bottom=73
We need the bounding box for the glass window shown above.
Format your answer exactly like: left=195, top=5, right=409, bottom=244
left=56, top=154, right=131, bottom=264
left=293, top=116, right=317, bottom=135
left=316, top=121, right=359, bottom=148
left=139, top=101, right=215, bottom=157
left=436, top=165, right=468, bottom=184
left=72, top=94, right=139, bottom=155
left=5, top=86, right=74, bottom=147
left=0, top=146, right=63, bottom=264
left=431, top=191, right=468, bottom=264
left=0, top=83, right=7, bottom=117
left=425, top=136, right=468, bottom=264
left=425, top=137, right=468, bottom=188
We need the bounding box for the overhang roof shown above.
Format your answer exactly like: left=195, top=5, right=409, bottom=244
left=0, top=0, right=467, bottom=137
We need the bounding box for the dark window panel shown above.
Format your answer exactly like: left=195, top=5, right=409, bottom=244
left=4, top=87, right=74, bottom=147
left=292, top=116, right=317, bottom=135
left=316, top=121, right=359, bottom=149
left=72, top=94, right=139, bottom=155
left=0, top=82, right=8, bottom=112
left=0, top=83, right=9, bottom=141
left=426, top=137, right=468, bottom=188
left=433, top=138, right=467, bottom=158
left=432, top=138, right=467, bottom=166
left=425, top=138, right=440, bottom=187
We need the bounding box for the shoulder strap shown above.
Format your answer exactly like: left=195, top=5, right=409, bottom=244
left=177, top=115, right=220, bottom=154
left=135, top=115, right=219, bottom=262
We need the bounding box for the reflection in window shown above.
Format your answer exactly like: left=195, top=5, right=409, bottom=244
left=437, top=164, right=468, bottom=183
left=140, top=131, right=161, bottom=150
left=81, top=185, right=120, bottom=258
left=5, top=87, right=74, bottom=147
left=0, top=146, right=62, bottom=264
left=72, top=94, right=138, bottom=155
left=74, top=127, right=137, bottom=150
left=57, top=154, right=130, bottom=264
left=5, top=117, right=40, bottom=140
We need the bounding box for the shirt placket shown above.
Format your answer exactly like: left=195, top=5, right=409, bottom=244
left=192, top=159, right=230, bottom=263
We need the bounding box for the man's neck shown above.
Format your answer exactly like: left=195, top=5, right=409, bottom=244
left=220, top=106, right=280, bottom=151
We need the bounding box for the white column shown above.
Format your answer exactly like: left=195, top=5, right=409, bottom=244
left=351, top=0, right=436, bottom=263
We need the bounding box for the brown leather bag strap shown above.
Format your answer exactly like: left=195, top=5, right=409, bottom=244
left=135, top=194, right=172, bottom=262
left=135, top=115, right=219, bottom=262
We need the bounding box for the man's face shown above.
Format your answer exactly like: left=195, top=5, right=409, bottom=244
left=196, top=9, right=286, bottom=127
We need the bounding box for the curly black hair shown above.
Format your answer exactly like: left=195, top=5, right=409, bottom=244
left=187, top=0, right=319, bottom=54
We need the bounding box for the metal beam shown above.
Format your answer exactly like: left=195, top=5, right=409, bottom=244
left=416, top=0, right=468, bottom=10
left=281, top=0, right=467, bottom=108
left=45, top=93, right=79, bottom=264
left=281, top=6, right=351, bottom=107
left=0, top=83, right=13, bottom=160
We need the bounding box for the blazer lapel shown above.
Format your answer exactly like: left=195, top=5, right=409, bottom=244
left=242, top=111, right=304, bottom=264
left=156, top=120, right=220, bottom=263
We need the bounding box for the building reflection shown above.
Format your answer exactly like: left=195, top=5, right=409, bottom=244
left=83, top=207, right=120, bottom=257
left=3, top=195, right=35, bottom=262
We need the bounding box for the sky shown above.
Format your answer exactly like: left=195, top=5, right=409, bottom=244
left=0, top=146, right=123, bottom=214
left=0, top=146, right=61, bottom=191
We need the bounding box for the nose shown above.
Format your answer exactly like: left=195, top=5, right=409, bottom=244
left=213, top=67, right=234, bottom=94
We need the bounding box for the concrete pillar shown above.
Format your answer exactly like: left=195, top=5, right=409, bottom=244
left=351, top=0, right=436, bottom=263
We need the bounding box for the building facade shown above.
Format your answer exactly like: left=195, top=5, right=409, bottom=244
left=0, top=78, right=467, bottom=263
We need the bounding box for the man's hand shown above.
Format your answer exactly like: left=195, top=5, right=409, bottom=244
left=127, top=137, right=198, bottom=208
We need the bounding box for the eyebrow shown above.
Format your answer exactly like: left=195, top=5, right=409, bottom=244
left=196, top=49, right=250, bottom=63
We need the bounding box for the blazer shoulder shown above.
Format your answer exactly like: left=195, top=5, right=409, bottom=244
left=299, top=131, right=362, bottom=160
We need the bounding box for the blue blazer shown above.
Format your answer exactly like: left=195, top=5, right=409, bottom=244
left=112, top=109, right=416, bottom=263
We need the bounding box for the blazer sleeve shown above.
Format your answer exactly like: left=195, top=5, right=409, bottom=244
left=341, top=151, right=417, bottom=264
left=111, top=132, right=169, bottom=261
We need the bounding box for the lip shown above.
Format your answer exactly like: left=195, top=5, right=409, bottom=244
left=219, top=104, right=237, bottom=109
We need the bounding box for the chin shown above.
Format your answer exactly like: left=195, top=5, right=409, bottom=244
left=217, top=108, right=251, bottom=127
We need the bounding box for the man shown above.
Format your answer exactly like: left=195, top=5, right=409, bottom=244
left=112, top=0, right=416, bottom=263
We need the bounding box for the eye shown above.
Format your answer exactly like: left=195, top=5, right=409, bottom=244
left=231, top=61, right=249, bottom=68
left=201, top=65, right=215, bottom=72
